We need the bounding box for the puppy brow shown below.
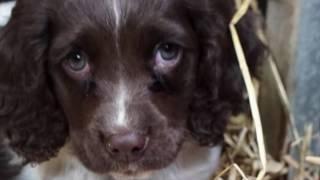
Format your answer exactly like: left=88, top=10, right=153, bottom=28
left=151, top=21, right=196, bottom=49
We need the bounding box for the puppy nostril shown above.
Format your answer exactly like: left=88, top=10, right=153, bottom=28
left=106, top=132, right=149, bottom=161
left=111, top=148, right=120, bottom=154
left=98, top=132, right=106, bottom=143
left=132, top=147, right=142, bottom=154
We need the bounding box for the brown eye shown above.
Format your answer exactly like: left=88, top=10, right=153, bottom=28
left=157, top=43, right=181, bottom=61
left=65, top=51, right=88, bottom=71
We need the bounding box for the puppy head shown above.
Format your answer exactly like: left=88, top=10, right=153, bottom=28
left=49, top=0, right=198, bottom=174
left=0, top=0, right=264, bottom=176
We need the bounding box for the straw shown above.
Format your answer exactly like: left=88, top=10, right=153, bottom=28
left=229, top=0, right=267, bottom=179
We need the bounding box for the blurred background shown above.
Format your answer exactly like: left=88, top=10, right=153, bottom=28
left=258, top=0, right=320, bottom=164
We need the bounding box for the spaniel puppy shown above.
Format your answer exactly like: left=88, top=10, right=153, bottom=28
left=0, top=0, right=264, bottom=179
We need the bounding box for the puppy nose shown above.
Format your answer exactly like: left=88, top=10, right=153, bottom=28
left=107, top=132, right=148, bottom=161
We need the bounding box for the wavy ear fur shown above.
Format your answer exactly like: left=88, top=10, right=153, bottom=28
left=187, top=1, right=265, bottom=146
left=0, top=0, right=68, bottom=162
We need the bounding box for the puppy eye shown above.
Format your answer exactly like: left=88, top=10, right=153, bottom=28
left=156, top=43, right=181, bottom=61
left=62, top=50, right=91, bottom=80
left=65, top=51, right=88, bottom=71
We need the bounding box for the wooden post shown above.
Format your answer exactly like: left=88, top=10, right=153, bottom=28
left=259, top=0, right=299, bottom=159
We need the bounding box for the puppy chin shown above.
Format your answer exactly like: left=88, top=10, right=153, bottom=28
left=110, top=171, right=153, bottom=180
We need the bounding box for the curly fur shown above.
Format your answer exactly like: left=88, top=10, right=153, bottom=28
left=0, top=0, right=264, bottom=176
left=187, top=1, right=264, bottom=145
left=0, top=0, right=68, bottom=163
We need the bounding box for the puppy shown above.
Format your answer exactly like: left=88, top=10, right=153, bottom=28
left=0, top=0, right=264, bottom=179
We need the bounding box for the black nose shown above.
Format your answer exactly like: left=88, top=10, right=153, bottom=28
left=107, top=132, right=148, bottom=161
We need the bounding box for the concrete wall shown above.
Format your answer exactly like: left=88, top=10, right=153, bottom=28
left=294, top=0, right=320, bottom=155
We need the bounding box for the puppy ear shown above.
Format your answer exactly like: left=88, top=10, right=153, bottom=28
left=0, top=1, right=68, bottom=162
left=187, top=1, right=265, bottom=146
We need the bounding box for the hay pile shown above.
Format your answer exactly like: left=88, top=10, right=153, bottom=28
left=213, top=0, right=320, bottom=179
left=215, top=115, right=320, bottom=180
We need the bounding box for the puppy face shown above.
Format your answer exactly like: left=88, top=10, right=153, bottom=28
left=49, top=0, right=198, bottom=175
left=1, top=0, right=263, bottom=177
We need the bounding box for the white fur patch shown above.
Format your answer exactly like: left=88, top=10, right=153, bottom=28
left=115, top=80, right=128, bottom=127
left=19, top=144, right=221, bottom=180
left=112, top=0, right=121, bottom=28
left=111, top=0, right=122, bottom=57
left=0, top=1, right=16, bottom=26
left=17, top=147, right=106, bottom=180
left=151, top=144, right=222, bottom=180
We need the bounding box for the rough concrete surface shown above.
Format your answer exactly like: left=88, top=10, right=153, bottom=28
left=294, top=0, right=320, bottom=155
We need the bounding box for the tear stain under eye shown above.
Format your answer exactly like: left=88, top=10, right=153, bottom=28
left=82, top=80, right=96, bottom=96
left=149, top=73, right=174, bottom=94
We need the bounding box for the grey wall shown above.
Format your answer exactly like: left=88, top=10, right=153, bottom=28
left=294, top=0, right=320, bottom=155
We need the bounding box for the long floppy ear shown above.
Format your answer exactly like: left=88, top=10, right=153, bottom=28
left=0, top=0, right=68, bottom=162
left=187, top=1, right=265, bottom=146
